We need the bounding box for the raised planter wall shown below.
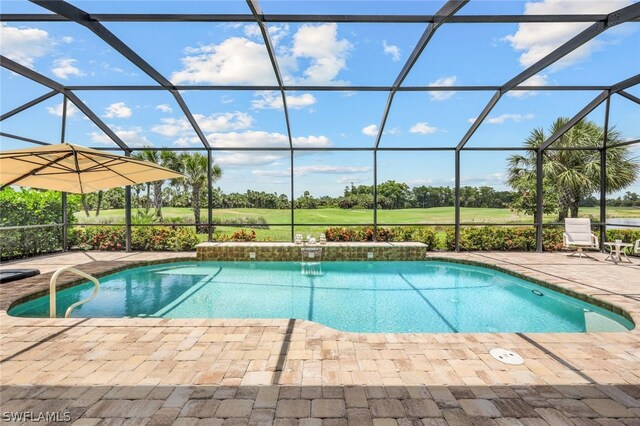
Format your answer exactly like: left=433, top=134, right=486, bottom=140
left=195, top=242, right=428, bottom=261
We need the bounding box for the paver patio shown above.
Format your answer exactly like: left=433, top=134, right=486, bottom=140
left=1, top=250, right=639, bottom=424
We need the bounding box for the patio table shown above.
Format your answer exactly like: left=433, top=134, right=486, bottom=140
left=604, top=242, right=633, bottom=264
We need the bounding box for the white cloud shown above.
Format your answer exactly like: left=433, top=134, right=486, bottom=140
left=205, top=130, right=331, bottom=148
left=46, top=102, right=78, bottom=117
left=155, top=104, right=173, bottom=113
left=503, top=0, right=632, bottom=69
left=252, top=169, right=290, bottom=177
left=197, top=112, right=253, bottom=132
left=100, top=62, right=137, bottom=77
left=467, top=113, right=535, bottom=124
left=171, top=37, right=276, bottom=85
left=172, top=136, right=206, bottom=147
left=519, top=74, right=549, bottom=87
left=216, top=153, right=283, bottom=166
left=507, top=74, right=548, bottom=98
left=293, top=165, right=371, bottom=176
left=336, top=176, right=366, bottom=185
left=51, top=58, right=84, bottom=80
left=152, top=112, right=253, bottom=137
left=103, top=102, right=132, bottom=119
left=461, top=173, right=506, bottom=187
left=251, top=91, right=317, bottom=110
left=243, top=23, right=289, bottom=46
left=362, top=124, right=378, bottom=137
left=171, top=23, right=351, bottom=85
left=382, top=40, right=401, bottom=61
left=220, top=95, right=234, bottom=104
left=290, top=23, right=352, bottom=84
left=293, top=135, right=331, bottom=148
left=410, top=122, right=438, bottom=134
left=89, top=126, right=152, bottom=147
left=61, top=36, right=74, bottom=44
left=428, top=76, right=457, bottom=101
left=0, top=24, right=54, bottom=68
left=172, top=130, right=331, bottom=150
left=243, top=24, right=262, bottom=39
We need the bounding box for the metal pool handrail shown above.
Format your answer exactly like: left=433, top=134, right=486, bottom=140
left=49, top=266, right=100, bottom=318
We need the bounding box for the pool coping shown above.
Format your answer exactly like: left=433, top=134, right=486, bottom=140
left=1, top=254, right=636, bottom=333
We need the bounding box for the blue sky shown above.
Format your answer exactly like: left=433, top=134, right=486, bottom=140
left=1, top=0, right=638, bottom=197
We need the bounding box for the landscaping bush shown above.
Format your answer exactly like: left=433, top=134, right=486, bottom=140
left=606, top=228, right=640, bottom=245
left=215, top=216, right=269, bottom=229
left=0, top=188, right=78, bottom=260
left=229, top=229, right=257, bottom=242
left=409, top=228, right=438, bottom=250
left=211, top=228, right=258, bottom=242
left=70, top=227, right=125, bottom=251
left=457, top=226, right=538, bottom=251
left=441, top=226, right=640, bottom=252
left=324, top=226, right=393, bottom=242
left=69, top=225, right=200, bottom=251
left=542, top=227, right=565, bottom=251
left=323, top=226, right=439, bottom=249
left=324, top=227, right=356, bottom=242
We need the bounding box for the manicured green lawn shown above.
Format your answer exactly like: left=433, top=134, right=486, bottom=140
left=74, top=206, right=639, bottom=241
left=75, top=206, right=640, bottom=224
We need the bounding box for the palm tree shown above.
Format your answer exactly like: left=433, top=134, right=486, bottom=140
left=136, top=149, right=179, bottom=220
left=507, top=118, right=638, bottom=221
left=178, top=152, right=222, bottom=232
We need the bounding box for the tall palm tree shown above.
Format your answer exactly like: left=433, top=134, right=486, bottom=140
left=179, top=152, right=222, bottom=231
left=507, top=118, right=638, bottom=221
left=137, top=149, right=179, bottom=220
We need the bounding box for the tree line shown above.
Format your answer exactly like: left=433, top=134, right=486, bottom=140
left=74, top=117, right=638, bottom=227
left=79, top=180, right=640, bottom=216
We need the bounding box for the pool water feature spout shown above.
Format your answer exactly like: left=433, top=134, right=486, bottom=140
left=301, top=247, right=323, bottom=276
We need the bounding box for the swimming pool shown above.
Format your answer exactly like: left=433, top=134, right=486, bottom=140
left=8, top=261, right=633, bottom=333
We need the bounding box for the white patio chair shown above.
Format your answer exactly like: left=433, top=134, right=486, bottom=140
left=563, top=218, right=599, bottom=259
left=634, top=239, right=640, bottom=255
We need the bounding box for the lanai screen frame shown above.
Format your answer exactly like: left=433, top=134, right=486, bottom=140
left=1, top=0, right=639, bottom=253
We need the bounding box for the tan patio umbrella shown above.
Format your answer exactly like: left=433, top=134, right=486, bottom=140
left=0, top=143, right=182, bottom=193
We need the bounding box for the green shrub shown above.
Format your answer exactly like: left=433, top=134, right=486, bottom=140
left=323, top=226, right=438, bottom=249
left=606, top=228, right=640, bottom=244
left=71, top=227, right=125, bottom=251
left=542, top=227, right=565, bottom=251
left=324, top=227, right=356, bottom=241
left=410, top=228, right=438, bottom=250
left=69, top=225, right=199, bottom=251
left=211, top=228, right=258, bottom=242
left=229, top=228, right=257, bottom=241
left=0, top=188, right=78, bottom=260
left=216, top=216, right=269, bottom=229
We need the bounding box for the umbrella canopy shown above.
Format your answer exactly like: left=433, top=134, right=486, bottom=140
left=0, top=143, right=183, bottom=193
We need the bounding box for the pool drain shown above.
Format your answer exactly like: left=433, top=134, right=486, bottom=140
left=489, top=348, right=524, bottom=365
left=531, top=289, right=544, bottom=296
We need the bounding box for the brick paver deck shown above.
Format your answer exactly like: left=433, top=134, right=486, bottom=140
left=1, top=250, right=639, bottom=424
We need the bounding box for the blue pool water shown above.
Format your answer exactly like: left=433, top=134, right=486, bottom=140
left=8, top=261, right=634, bottom=333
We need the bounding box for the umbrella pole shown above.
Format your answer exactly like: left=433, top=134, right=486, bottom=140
left=125, top=153, right=132, bottom=252
left=61, top=97, right=68, bottom=252
left=62, top=192, right=68, bottom=251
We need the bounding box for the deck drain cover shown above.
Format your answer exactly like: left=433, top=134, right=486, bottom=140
left=490, top=348, right=524, bottom=365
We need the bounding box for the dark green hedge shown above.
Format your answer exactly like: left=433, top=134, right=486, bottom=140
left=0, top=188, right=77, bottom=260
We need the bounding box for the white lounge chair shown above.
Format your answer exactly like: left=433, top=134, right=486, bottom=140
left=635, top=239, right=640, bottom=255
left=563, top=218, right=599, bottom=259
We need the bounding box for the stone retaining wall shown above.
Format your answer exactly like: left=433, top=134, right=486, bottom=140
left=195, top=242, right=428, bottom=261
